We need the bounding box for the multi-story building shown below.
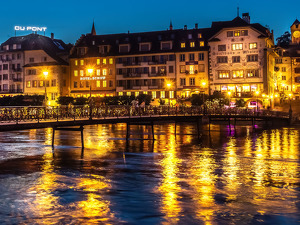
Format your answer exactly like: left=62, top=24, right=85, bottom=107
left=208, top=13, right=276, bottom=107
left=71, top=23, right=211, bottom=104
left=275, top=19, right=300, bottom=100
left=69, top=25, right=116, bottom=98
left=0, top=33, right=70, bottom=105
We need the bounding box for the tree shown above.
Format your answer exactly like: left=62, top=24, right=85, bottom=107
left=57, top=96, right=74, bottom=105
left=235, top=99, right=246, bottom=108
left=136, top=94, right=152, bottom=105
left=276, top=31, right=291, bottom=47
left=73, top=97, right=88, bottom=105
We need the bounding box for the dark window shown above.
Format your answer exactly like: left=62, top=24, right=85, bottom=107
left=218, top=45, right=226, bottom=51
left=241, top=30, right=248, bottom=36
left=282, top=76, right=286, bottom=80
left=295, top=68, right=300, bottom=73
left=169, top=66, right=174, bottom=73
left=3, top=74, right=8, bottom=80
left=180, top=78, right=186, bottom=86
left=198, top=53, right=204, bottom=61
left=247, top=54, right=258, bottom=62
left=51, top=79, right=56, bottom=87
left=3, top=64, right=8, bottom=70
left=29, top=58, right=34, bottom=62
left=161, top=42, right=171, bottom=50
left=227, top=31, right=233, bottom=37
left=189, top=54, right=195, bottom=61
left=217, top=56, right=228, bottom=63
left=109, top=80, right=113, bottom=87
left=180, top=54, right=185, bottom=62
left=74, top=82, right=78, bottom=88
left=140, top=44, right=150, bottom=51
left=232, top=56, right=240, bottom=63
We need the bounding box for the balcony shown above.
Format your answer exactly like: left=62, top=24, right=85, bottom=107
left=12, top=78, right=22, bottom=82
left=12, top=68, right=22, bottom=72
left=149, top=72, right=167, bottom=77
left=122, top=62, right=141, bottom=66
left=148, top=60, right=167, bottom=65
left=123, top=73, right=142, bottom=78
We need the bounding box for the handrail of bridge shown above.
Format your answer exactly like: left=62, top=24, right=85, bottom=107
left=0, top=105, right=290, bottom=124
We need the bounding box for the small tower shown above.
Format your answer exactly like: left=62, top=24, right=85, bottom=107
left=169, top=21, right=173, bottom=31
left=291, top=19, right=300, bottom=44
left=91, top=21, right=96, bottom=35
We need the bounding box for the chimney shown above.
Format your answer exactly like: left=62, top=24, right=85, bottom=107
left=195, top=23, right=198, bottom=29
left=242, top=13, right=250, bottom=24
left=169, top=21, right=173, bottom=31
left=184, top=25, right=187, bottom=30
left=51, top=33, right=54, bottom=40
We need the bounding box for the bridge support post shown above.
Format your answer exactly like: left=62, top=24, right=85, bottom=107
left=151, top=121, right=155, bottom=140
left=174, top=121, right=177, bottom=137
left=52, top=127, right=55, bottom=147
left=52, top=125, right=84, bottom=149
left=197, top=118, right=200, bottom=139
left=126, top=123, right=130, bottom=140
left=80, top=125, right=84, bottom=149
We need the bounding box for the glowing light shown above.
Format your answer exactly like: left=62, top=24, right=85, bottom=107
left=87, top=68, right=94, bottom=75
left=228, top=91, right=231, bottom=96
left=43, top=71, right=48, bottom=77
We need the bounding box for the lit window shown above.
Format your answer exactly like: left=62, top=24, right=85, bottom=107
left=26, top=81, right=31, bottom=88
left=126, top=92, right=131, bottom=96
left=246, top=69, right=259, bottom=77
left=119, top=92, right=123, bottom=96
left=80, top=70, right=84, bottom=76
left=80, top=60, right=84, bottom=65
left=97, top=69, right=101, bottom=75
left=103, top=59, right=107, bottom=65
left=181, top=42, right=186, bottom=48
left=109, top=58, right=113, bottom=64
left=190, top=42, right=195, bottom=47
left=74, top=70, right=78, bottom=76
left=75, top=60, right=78, bottom=66
left=218, top=71, right=230, bottom=79
left=97, top=59, right=100, bottom=65
left=199, top=41, right=204, bottom=47
left=243, top=85, right=250, bottom=92
left=103, top=69, right=107, bottom=75
left=96, top=80, right=100, bottom=87
left=160, top=91, right=165, bottom=98
left=103, top=80, right=107, bottom=87
left=232, top=43, right=243, bottom=50
left=152, top=91, right=156, bottom=99
left=234, top=31, right=240, bottom=36
left=249, top=43, right=257, bottom=49
left=232, top=70, right=244, bottom=78
left=135, top=92, right=139, bottom=97
left=189, top=65, right=195, bottom=74
left=169, top=91, right=174, bottom=98
left=143, top=91, right=147, bottom=94
left=198, top=33, right=202, bottom=38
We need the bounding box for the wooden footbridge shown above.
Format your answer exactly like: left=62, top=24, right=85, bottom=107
left=0, top=105, right=293, bottom=147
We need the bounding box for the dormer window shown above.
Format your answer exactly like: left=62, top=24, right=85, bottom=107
left=188, top=34, right=192, bottom=39
left=190, top=42, right=195, bottom=47
left=99, top=45, right=110, bottom=54
left=161, top=41, right=172, bottom=50
left=139, top=43, right=151, bottom=52
left=198, top=33, right=202, bottom=38
left=78, top=48, right=86, bottom=56
left=199, top=41, right=205, bottom=47
left=119, top=44, right=130, bottom=53
left=181, top=42, right=186, bottom=48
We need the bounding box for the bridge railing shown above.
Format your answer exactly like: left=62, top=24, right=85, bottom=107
left=0, top=105, right=290, bottom=124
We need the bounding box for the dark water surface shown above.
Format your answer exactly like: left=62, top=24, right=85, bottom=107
left=0, top=123, right=300, bottom=225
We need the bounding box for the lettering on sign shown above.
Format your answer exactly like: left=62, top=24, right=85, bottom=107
left=14, top=26, right=47, bottom=32
left=80, top=77, right=106, bottom=81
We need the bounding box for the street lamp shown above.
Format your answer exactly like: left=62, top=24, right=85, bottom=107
left=165, top=81, right=173, bottom=105
left=289, top=93, right=292, bottom=111
left=87, top=68, right=94, bottom=120
left=87, top=68, right=94, bottom=98
left=43, top=71, right=48, bottom=106
left=255, top=91, right=259, bottom=111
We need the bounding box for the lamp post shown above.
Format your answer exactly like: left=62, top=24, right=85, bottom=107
left=43, top=71, right=48, bottom=106
left=227, top=91, right=231, bottom=107
left=88, top=68, right=94, bottom=120
left=166, top=81, right=172, bottom=106
left=255, top=91, right=259, bottom=111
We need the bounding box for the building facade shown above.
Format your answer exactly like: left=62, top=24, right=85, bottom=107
left=0, top=33, right=70, bottom=105
left=208, top=14, right=276, bottom=107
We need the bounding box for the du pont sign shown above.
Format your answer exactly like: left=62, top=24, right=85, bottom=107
left=14, top=26, right=47, bottom=32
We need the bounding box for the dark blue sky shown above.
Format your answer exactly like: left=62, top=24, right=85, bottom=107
left=0, top=0, right=299, bottom=44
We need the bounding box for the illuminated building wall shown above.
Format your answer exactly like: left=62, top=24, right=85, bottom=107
left=275, top=20, right=300, bottom=99
left=0, top=33, right=70, bottom=104
left=208, top=15, right=276, bottom=101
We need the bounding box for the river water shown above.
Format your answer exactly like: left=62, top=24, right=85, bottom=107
left=0, top=123, right=300, bottom=225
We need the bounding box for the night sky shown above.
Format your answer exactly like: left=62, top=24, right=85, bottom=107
left=0, top=0, right=299, bottom=44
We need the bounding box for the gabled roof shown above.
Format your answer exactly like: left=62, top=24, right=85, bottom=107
left=0, top=34, right=71, bottom=65
left=291, top=19, right=300, bottom=27
left=209, top=16, right=271, bottom=41
left=70, top=27, right=213, bottom=58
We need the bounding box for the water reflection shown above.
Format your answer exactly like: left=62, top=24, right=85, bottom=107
left=0, top=124, right=300, bottom=224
